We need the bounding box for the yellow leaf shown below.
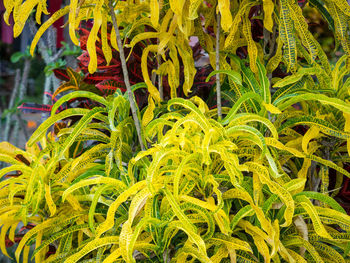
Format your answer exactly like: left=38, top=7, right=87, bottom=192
left=68, top=0, right=79, bottom=45
left=142, top=45, right=161, bottom=103
left=13, top=0, right=40, bottom=38
left=142, top=96, right=155, bottom=127
left=102, top=13, right=112, bottom=65
left=247, top=162, right=294, bottom=227
left=296, top=195, right=333, bottom=240
left=343, top=113, right=350, bottom=156
left=242, top=13, right=257, bottom=73
left=44, top=184, right=56, bottom=217
left=150, top=0, right=159, bottom=28
left=218, top=0, right=233, bottom=32
left=262, top=102, right=282, bottom=114
left=103, top=248, right=121, bottom=263
left=96, top=181, right=147, bottom=237
left=0, top=224, right=12, bottom=258
left=30, top=6, right=70, bottom=56
left=188, top=0, right=202, bottom=19
left=302, top=126, right=320, bottom=154
left=263, top=0, right=274, bottom=32
left=87, top=0, right=104, bottom=74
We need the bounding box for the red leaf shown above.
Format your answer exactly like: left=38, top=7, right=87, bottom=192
left=18, top=103, right=52, bottom=114
left=53, top=69, right=70, bottom=81
left=96, top=79, right=126, bottom=95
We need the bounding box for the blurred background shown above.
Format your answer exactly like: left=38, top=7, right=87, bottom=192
left=0, top=0, right=81, bottom=150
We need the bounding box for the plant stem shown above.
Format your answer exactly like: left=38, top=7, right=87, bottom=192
left=14, top=58, right=31, bottom=146
left=108, top=0, right=145, bottom=151
left=3, top=69, right=21, bottom=143
left=157, top=40, right=163, bottom=100
left=216, top=12, right=222, bottom=120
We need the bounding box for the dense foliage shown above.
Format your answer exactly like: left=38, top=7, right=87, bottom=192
left=1, top=0, right=350, bottom=262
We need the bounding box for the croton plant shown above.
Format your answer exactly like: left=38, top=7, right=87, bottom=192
left=1, top=0, right=350, bottom=262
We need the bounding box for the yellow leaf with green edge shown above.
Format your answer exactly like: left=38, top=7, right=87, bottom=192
left=313, top=242, right=345, bottom=263
left=242, top=13, right=257, bottom=73
left=120, top=220, right=132, bottom=262
left=297, top=158, right=311, bottom=179
left=101, top=13, right=112, bottom=65
left=110, top=24, right=119, bottom=51
left=306, top=154, right=350, bottom=178
left=246, top=162, right=294, bottom=227
left=211, top=233, right=252, bottom=252
left=253, top=234, right=271, bottom=262
left=27, top=108, right=90, bottom=146
left=181, top=195, right=219, bottom=212
left=124, top=217, right=161, bottom=263
left=0, top=164, right=32, bottom=179
left=286, top=249, right=307, bottom=263
left=265, top=137, right=304, bottom=158
left=142, top=96, right=155, bottom=127
left=176, top=34, right=196, bottom=96
left=62, top=177, right=126, bottom=202
left=283, top=237, right=324, bottom=263
left=32, top=224, right=89, bottom=259
left=284, top=178, right=306, bottom=195
left=15, top=214, right=81, bottom=262
left=8, top=222, right=17, bottom=243
left=343, top=113, right=350, bottom=157
left=210, top=245, right=228, bottom=263
left=218, top=0, right=233, bottom=32
left=158, top=16, right=177, bottom=55
left=228, top=113, right=279, bottom=139
left=238, top=219, right=269, bottom=242
left=262, top=102, right=282, bottom=114
left=175, top=243, right=211, bottom=263
left=96, top=181, right=147, bottom=237
left=277, top=93, right=350, bottom=114
left=34, top=230, right=43, bottom=262
left=223, top=188, right=274, bottom=236
left=163, top=187, right=197, bottom=234
left=65, top=236, right=119, bottom=263
left=164, top=192, right=208, bottom=256
left=302, top=126, right=320, bottom=154
left=160, top=9, right=173, bottom=32
left=142, top=45, right=161, bottom=103
left=224, top=0, right=254, bottom=48
left=295, top=195, right=333, bottom=239
left=44, top=184, right=56, bottom=217
left=103, top=247, right=121, bottom=263
left=0, top=224, right=12, bottom=259
left=128, top=188, right=150, bottom=224
left=23, top=245, right=30, bottom=263
left=30, top=6, right=70, bottom=56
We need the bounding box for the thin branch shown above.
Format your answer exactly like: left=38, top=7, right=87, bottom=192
left=3, top=69, right=21, bottom=143
left=216, top=12, right=222, bottom=120
left=108, top=0, right=145, bottom=151
left=13, top=58, right=31, bottom=145
left=157, top=40, right=163, bottom=100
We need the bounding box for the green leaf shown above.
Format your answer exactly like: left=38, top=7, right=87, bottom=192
left=206, top=69, right=242, bottom=86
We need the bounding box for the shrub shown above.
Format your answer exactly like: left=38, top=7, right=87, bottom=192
left=1, top=0, right=350, bottom=262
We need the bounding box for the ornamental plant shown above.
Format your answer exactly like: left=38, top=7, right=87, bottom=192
left=1, top=0, right=350, bottom=262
